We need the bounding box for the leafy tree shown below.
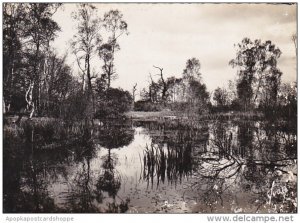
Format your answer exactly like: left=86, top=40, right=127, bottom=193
left=164, top=76, right=182, bottom=102
left=40, top=52, right=74, bottom=117
left=260, top=69, right=282, bottom=109
left=3, top=3, right=61, bottom=119
left=188, top=79, right=210, bottom=114
left=181, top=58, right=210, bottom=115
left=230, top=38, right=282, bottom=111
left=100, top=10, right=128, bottom=89
left=95, top=88, right=132, bottom=118
left=236, top=76, right=253, bottom=111
left=182, top=58, right=201, bottom=81
left=213, top=87, right=228, bottom=108
left=277, top=82, right=297, bottom=120
left=23, top=3, right=61, bottom=117
left=71, top=3, right=102, bottom=115
left=3, top=3, right=27, bottom=112
left=226, top=80, right=237, bottom=106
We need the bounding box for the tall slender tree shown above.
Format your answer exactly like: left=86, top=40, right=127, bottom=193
left=23, top=3, right=61, bottom=117
left=3, top=3, right=61, bottom=118
left=3, top=3, right=26, bottom=112
left=182, top=58, right=201, bottom=82
left=100, top=10, right=128, bottom=89
left=71, top=3, right=102, bottom=115
left=182, top=58, right=209, bottom=115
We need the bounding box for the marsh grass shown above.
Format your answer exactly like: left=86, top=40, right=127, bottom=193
left=143, top=141, right=193, bottom=186
left=3, top=117, right=94, bottom=150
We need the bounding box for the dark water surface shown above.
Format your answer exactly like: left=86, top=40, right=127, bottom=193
left=3, top=119, right=297, bottom=213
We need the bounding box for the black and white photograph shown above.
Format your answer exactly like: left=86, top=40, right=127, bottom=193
left=1, top=1, right=297, bottom=216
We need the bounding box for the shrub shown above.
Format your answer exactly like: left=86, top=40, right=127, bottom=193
left=95, top=88, right=132, bottom=119
left=134, top=100, right=163, bottom=111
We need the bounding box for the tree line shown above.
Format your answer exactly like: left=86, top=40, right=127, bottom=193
left=3, top=3, right=132, bottom=123
left=136, top=38, right=297, bottom=121
left=3, top=3, right=297, bottom=123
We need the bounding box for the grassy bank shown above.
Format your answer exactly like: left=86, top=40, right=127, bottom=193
left=125, top=110, right=177, bottom=121
left=125, top=110, right=264, bottom=121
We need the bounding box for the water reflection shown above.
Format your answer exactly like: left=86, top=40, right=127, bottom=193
left=143, top=139, right=195, bottom=188
left=3, top=146, right=72, bottom=212
left=96, top=152, right=120, bottom=198
left=95, top=120, right=134, bottom=149
left=3, top=119, right=297, bottom=213
left=64, top=142, right=98, bottom=213
left=190, top=120, right=297, bottom=213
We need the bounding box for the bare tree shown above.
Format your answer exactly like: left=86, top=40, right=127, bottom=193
left=153, top=65, right=167, bottom=102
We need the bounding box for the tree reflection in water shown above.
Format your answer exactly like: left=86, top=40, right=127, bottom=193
left=3, top=119, right=296, bottom=213
left=95, top=151, right=130, bottom=213
left=95, top=119, right=134, bottom=149
left=66, top=120, right=133, bottom=212
left=65, top=142, right=98, bottom=213
left=3, top=141, right=72, bottom=212
left=95, top=120, right=133, bottom=212
left=138, top=120, right=296, bottom=213
left=189, top=120, right=297, bottom=213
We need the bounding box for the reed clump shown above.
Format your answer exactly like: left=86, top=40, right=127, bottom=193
left=143, top=140, right=193, bottom=185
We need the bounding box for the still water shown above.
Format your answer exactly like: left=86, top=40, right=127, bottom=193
left=3, top=119, right=297, bottom=213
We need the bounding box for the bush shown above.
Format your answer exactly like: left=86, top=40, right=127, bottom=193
left=95, top=88, right=132, bottom=119
left=62, top=91, right=89, bottom=122
left=134, top=100, right=164, bottom=111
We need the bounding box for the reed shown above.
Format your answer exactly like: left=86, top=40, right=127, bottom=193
left=143, top=140, right=193, bottom=185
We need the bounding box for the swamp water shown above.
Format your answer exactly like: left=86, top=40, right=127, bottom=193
left=3, top=119, right=297, bottom=213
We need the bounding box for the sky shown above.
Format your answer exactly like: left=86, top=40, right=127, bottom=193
left=52, top=3, right=297, bottom=95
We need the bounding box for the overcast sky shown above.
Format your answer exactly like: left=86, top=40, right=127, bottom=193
left=52, top=3, right=297, bottom=95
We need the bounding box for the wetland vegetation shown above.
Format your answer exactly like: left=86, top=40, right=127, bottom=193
left=3, top=3, right=297, bottom=213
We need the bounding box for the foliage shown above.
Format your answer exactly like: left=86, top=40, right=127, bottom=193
left=100, top=10, right=128, bottom=89
left=276, top=82, right=297, bottom=122
left=3, top=3, right=132, bottom=122
left=138, top=58, right=210, bottom=116
left=70, top=3, right=102, bottom=118
left=3, top=3, right=61, bottom=117
left=183, top=57, right=201, bottom=81
left=134, top=100, right=164, bottom=112
left=95, top=88, right=133, bottom=118
left=230, top=38, right=282, bottom=111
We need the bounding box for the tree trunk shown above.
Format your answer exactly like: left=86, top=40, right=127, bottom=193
left=153, top=65, right=167, bottom=102
left=3, top=97, right=6, bottom=114
left=26, top=82, right=35, bottom=119
left=86, top=54, right=95, bottom=113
